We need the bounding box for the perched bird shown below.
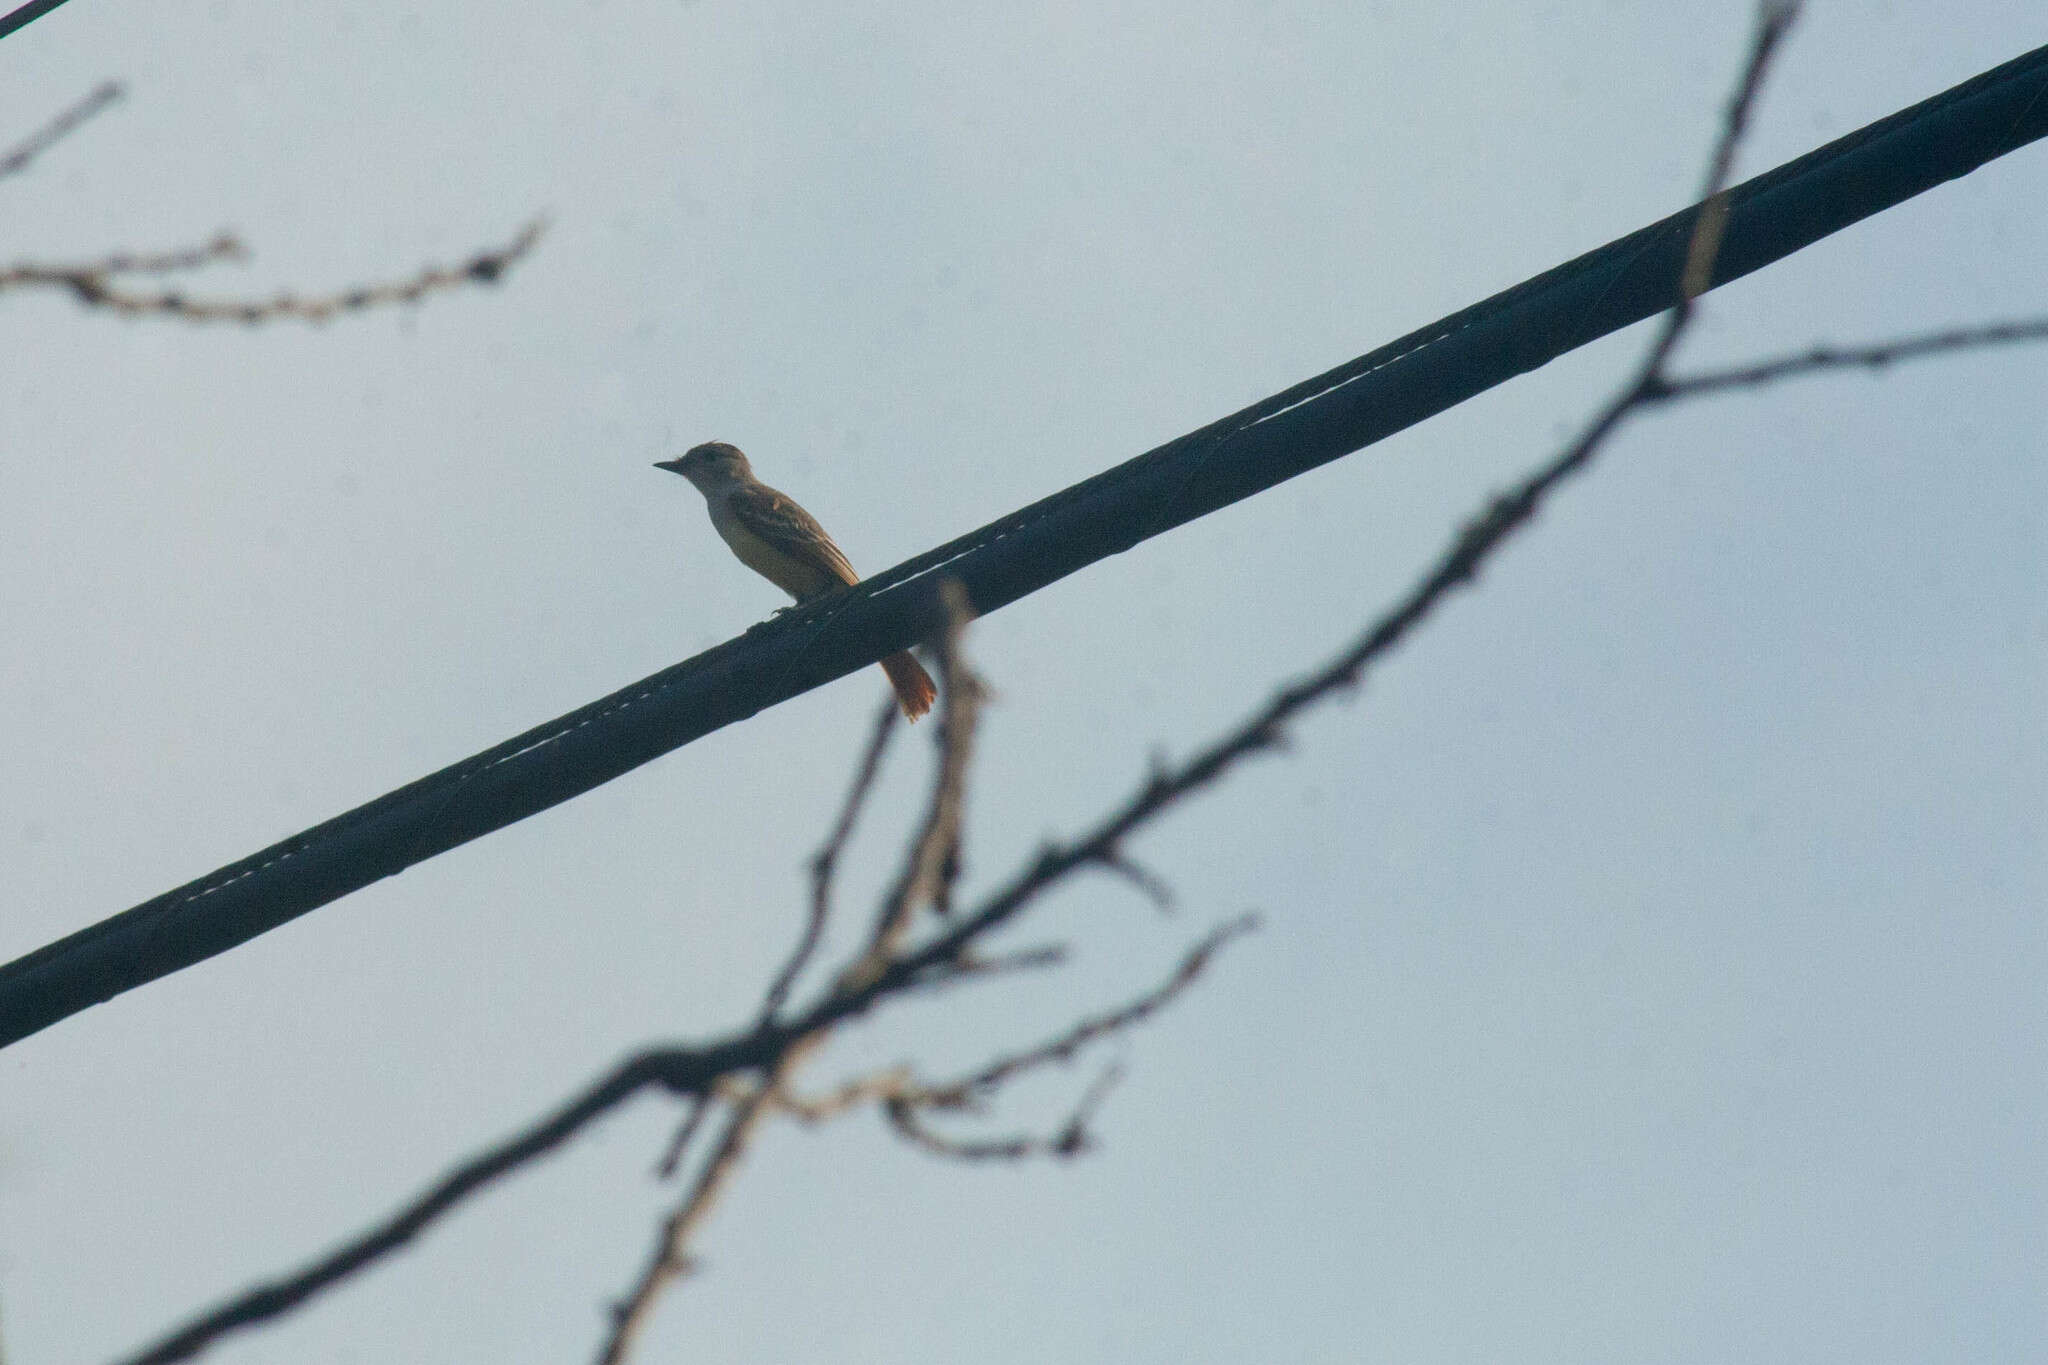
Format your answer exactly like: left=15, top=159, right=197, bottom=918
left=655, top=441, right=937, bottom=720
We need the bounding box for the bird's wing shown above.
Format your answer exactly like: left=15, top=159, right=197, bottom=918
left=728, top=482, right=861, bottom=587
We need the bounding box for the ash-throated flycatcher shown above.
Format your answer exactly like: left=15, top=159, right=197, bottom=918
left=655, top=441, right=937, bottom=720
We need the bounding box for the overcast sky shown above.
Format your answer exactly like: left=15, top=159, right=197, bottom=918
left=2, top=3, right=2043, bottom=1363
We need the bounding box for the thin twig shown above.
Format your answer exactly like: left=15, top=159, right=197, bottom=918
left=598, top=1036, right=820, bottom=1365
left=905, top=942, right=1071, bottom=992
left=782, top=917, right=1255, bottom=1158
left=136, top=14, right=2048, bottom=1363
left=0, top=81, right=120, bottom=181
left=605, top=587, right=988, bottom=1360
left=1682, top=3, right=1797, bottom=298
left=650, top=1092, right=711, bottom=1181
left=1649, top=317, right=2048, bottom=399
left=884, top=1097, right=1044, bottom=1161
left=654, top=699, right=899, bottom=1179
left=1096, top=848, right=1175, bottom=911
left=114, top=1036, right=772, bottom=1365
left=771, top=1067, right=918, bottom=1124
left=884, top=1062, right=1123, bottom=1163
left=779, top=697, right=900, bottom=1021
left=1, top=217, right=546, bottom=322
left=848, top=582, right=984, bottom=983
left=0, top=235, right=248, bottom=281
left=824, top=5, right=1802, bottom=1028
left=941, top=916, right=1256, bottom=1098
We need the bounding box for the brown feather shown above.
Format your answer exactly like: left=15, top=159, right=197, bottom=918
left=881, top=651, right=938, bottom=721
left=725, top=482, right=860, bottom=591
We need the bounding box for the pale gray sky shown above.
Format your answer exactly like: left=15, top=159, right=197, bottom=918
left=1, top=3, right=2043, bottom=1363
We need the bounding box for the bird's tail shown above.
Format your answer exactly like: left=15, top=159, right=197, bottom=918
left=880, top=651, right=937, bottom=721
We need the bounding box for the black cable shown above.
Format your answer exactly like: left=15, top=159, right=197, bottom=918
left=0, top=0, right=76, bottom=44
left=4, top=41, right=2045, bottom=1051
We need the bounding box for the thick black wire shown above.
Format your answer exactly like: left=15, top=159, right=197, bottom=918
left=3, top=41, right=2045, bottom=1050
left=0, top=0, right=75, bottom=44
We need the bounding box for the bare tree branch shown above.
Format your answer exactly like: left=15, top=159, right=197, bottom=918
left=774, top=916, right=1253, bottom=1146
left=654, top=698, right=899, bottom=1178
left=883, top=1064, right=1120, bottom=1163
left=115, top=1038, right=770, bottom=1365
left=598, top=1040, right=814, bottom=1365
left=1096, top=848, right=1176, bottom=911
left=928, top=915, right=1257, bottom=1106
left=852, top=581, right=986, bottom=982
left=605, top=585, right=986, bottom=1360
left=701, top=913, right=1248, bottom=1170
left=769, top=1066, right=918, bottom=1123
left=908, top=941, right=1071, bottom=991
left=779, top=697, right=902, bottom=1021
left=114, top=18, right=1819, bottom=1359
left=1, top=218, right=546, bottom=323
left=117, top=9, right=2048, bottom=1362
left=0, top=81, right=120, bottom=181
left=3, top=86, right=541, bottom=327
left=6, top=234, right=248, bottom=278
left=832, top=4, right=1804, bottom=1027
left=650, top=1092, right=711, bottom=1182
left=1649, top=317, right=2048, bottom=399
left=1681, top=3, right=1797, bottom=299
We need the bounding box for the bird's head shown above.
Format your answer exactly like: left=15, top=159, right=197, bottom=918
left=654, top=440, right=753, bottom=492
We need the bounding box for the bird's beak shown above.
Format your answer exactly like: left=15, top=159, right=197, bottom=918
left=653, top=459, right=684, bottom=474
